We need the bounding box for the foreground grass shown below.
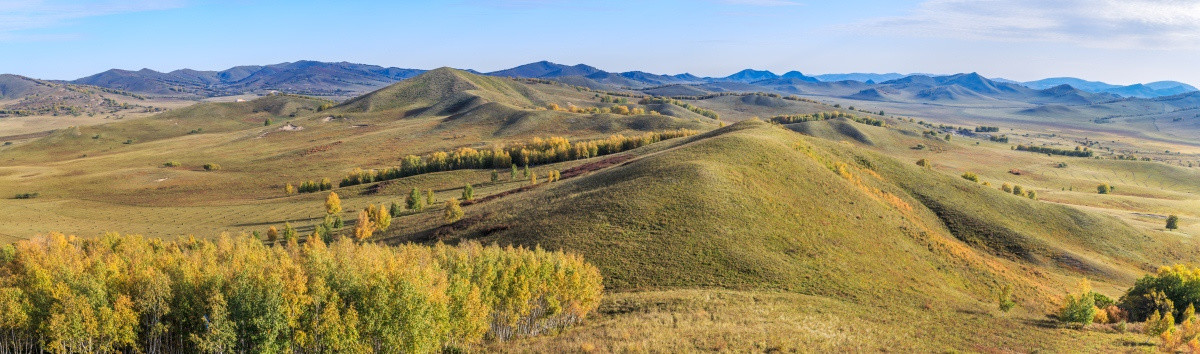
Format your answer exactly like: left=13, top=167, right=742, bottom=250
left=499, top=289, right=1151, bottom=352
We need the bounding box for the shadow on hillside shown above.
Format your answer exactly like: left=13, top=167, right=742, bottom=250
left=1017, top=316, right=1060, bottom=329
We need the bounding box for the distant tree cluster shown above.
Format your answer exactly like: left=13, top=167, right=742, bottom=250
left=989, top=135, right=1010, bottom=143
left=768, top=111, right=884, bottom=127
left=636, top=97, right=719, bottom=119
left=544, top=103, right=648, bottom=116
left=975, top=126, right=1000, bottom=132
left=296, top=178, right=334, bottom=193
left=1015, top=144, right=1094, bottom=157
left=0, top=233, right=603, bottom=352
left=330, top=130, right=698, bottom=189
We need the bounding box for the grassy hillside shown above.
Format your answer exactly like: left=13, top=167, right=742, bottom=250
left=367, top=119, right=1191, bottom=351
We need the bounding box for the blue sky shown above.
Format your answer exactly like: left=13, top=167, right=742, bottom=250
left=3, top=0, right=1199, bottom=86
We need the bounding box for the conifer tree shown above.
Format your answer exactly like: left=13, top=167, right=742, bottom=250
left=463, top=184, right=475, bottom=201
left=510, top=165, right=518, bottom=179
left=389, top=202, right=403, bottom=217
left=491, top=170, right=499, bottom=182
left=1167, top=215, right=1180, bottom=230
left=406, top=187, right=424, bottom=211
left=283, top=222, right=297, bottom=242
left=523, top=165, right=530, bottom=178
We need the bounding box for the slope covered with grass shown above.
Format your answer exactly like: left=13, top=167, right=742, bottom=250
left=409, top=119, right=1179, bottom=350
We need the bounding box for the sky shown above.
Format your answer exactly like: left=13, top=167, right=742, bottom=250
left=2, top=0, right=1199, bottom=86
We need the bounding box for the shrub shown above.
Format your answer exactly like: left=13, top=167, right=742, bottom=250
left=1012, top=185, right=1024, bottom=196
left=1097, top=183, right=1112, bottom=194
left=491, top=170, right=499, bottom=182
left=266, top=226, right=279, bottom=242
left=1058, top=280, right=1097, bottom=326
left=1001, top=183, right=1013, bottom=193
left=12, top=192, right=39, bottom=199
left=1167, top=215, right=1180, bottom=230
left=203, top=163, right=221, bottom=171
left=1027, top=190, right=1037, bottom=200
left=163, top=161, right=181, bottom=167
left=961, top=172, right=979, bottom=182
left=443, top=199, right=464, bottom=223
left=916, top=158, right=928, bottom=167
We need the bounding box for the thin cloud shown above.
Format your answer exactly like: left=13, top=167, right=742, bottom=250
left=850, top=0, right=1200, bottom=49
left=0, top=0, right=184, bottom=40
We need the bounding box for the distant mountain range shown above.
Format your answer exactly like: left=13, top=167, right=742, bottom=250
left=1022, top=77, right=1197, bottom=99
left=2, top=60, right=1192, bottom=101
left=70, top=61, right=426, bottom=98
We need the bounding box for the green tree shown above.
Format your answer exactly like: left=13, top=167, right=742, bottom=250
left=1167, top=215, right=1180, bottom=230
left=282, top=222, right=297, bottom=242
left=1098, top=183, right=1112, bottom=194
left=523, top=165, right=530, bottom=178
left=462, top=184, right=474, bottom=201
left=491, top=170, right=499, bottom=182
left=1012, top=185, right=1024, bottom=196
left=426, top=189, right=435, bottom=205
left=389, top=202, right=403, bottom=217
left=510, top=165, right=517, bottom=179
left=1027, top=190, right=1038, bottom=200
left=1059, top=280, right=1097, bottom=326
left=443, top=199, right=464, bottom=223
left=999, top=285, right=1016, bottom=312
left=191, top=293, right=236, bottom=353
left=406, top=188, right=424, bottom=211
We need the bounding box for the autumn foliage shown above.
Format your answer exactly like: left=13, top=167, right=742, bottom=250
left=0, top=233, right=603, bottom=352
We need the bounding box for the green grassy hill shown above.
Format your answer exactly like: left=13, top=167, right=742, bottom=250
left=375, top=119, right=1187, bottom=351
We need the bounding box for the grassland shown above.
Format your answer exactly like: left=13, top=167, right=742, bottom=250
left=2, top=68, right=1199, bottom=350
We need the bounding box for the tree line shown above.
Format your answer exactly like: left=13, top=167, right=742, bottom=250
left=326, top=130, right=698, bottom=190
left=0, top=233, right=603, bottom=353
left=636, top=98, right=719, bottom=120
left=1015, top=144, right=1094, bottom=158
left=768, top=111, right=885, bottom=127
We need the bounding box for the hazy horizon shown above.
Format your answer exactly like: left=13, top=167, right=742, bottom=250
left=3, top=0, right=1198, bottom=86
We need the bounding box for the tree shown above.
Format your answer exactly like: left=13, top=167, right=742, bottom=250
left=283, top=222, right=297, bottom=242
left=1001, top=183, right=1013, bottom=193
left=998, top=285, right=1016, bottom=312
left=530, top=172, right=538, bottom=185
left=324, top=193, right=342, bottom=216
left=426, top=189, right=435, bottom=205
left=1012, top=185, right=1024, bottom=196
left=389, top=202, right=403, bottom=217
left=510, top=165, right=517, bottom=180
left=462, top=184, right=474, bottom=201
left=354, top=210, right=376, bottom=241
left=523, top=165, right=530, bottom=178
left=1059, top=280, right=1097, bottom=326
left=406, top=188, right=424, bottom=211
left=264, top=118, right=273, bottom=126
left=1027, top=190, right=1038, bottom=200
left=267, top=226, right=279, bottom=242
left=191, top=293, right=236, bottom=353
left=491, top=170, right=499, bottom=183
left=285, top=183, right=295, bottom=195
left=443, top=199, right=464, bottom=223
left=1167, top=215, right=1180, bottom=230
left=368, top=204, right=391, bottom=231
left=1097, top=183, right=1112, bottom=194
left=916, top=159, right=928, bottom=167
